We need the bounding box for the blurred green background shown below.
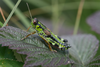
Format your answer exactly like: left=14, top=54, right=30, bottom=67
left=0, top=0, right=100, bottom=56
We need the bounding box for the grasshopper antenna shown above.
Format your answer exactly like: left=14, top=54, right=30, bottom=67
left=26, top=3, right=32, bottom=20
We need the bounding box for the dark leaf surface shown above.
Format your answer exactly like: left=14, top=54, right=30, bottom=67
left=0, top=26, right=71, bottom=67
left=87, top=11, right=100, bottom=34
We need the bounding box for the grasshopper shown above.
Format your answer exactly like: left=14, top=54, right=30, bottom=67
left=21, top=3, right=71, bottom=53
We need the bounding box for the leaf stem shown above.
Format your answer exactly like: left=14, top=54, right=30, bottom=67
left=73, top=0, right=85, bottom=35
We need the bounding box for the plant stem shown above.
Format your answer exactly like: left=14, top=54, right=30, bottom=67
left=2, top=9, right=26, bottom=30
left=0, top=7, right=7, bottom=26
left=73, top=0, right=85, bottom=35
left=52, top=0, right=59, bottom=35
left=2, top=0, right=21, bottom=27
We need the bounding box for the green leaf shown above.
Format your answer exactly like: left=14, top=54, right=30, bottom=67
left=0, top=26, right=71, bottom=67
left=0, top=21, right=3, bottom=27
left=0, top=44, right=16, bottom=60
left=61, top=34, right=99, bottom=67
left=0, top=58, right=23, bottom=67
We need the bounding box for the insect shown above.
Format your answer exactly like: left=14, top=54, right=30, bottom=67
left=21, top=3, right=71, bottom=53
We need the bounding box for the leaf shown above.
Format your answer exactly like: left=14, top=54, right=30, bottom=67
left=88, top=55, right=100, bottom=67
left=0, top=26, right=71, bottom=67
left=0, top=44, right=16, bottom=60
left=86, top=11, right=100, bottom=34
left=0, top=21, right=3, bottom=27
left=61, top=34, right=99, bottom=67
left=0, top=58, right=23, bottom=67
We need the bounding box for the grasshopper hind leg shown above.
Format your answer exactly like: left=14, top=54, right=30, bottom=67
left=40, top=36, right=57, bottom=52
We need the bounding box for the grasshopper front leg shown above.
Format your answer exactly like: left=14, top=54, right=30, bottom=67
left=21, top=31, right=36, bottom=40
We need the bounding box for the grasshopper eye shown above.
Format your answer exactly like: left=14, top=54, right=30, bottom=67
left=33, top=18, right=38, bottom=25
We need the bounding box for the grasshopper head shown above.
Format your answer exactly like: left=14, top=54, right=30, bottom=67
left=31, top=18, right=38, bottom=28
left=33, top=18, right=38, bottom=25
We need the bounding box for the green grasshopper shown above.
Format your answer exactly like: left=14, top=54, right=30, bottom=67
left=21, top=18, right=71, bottom=52
left=21, top=3, right=71, bottom=53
